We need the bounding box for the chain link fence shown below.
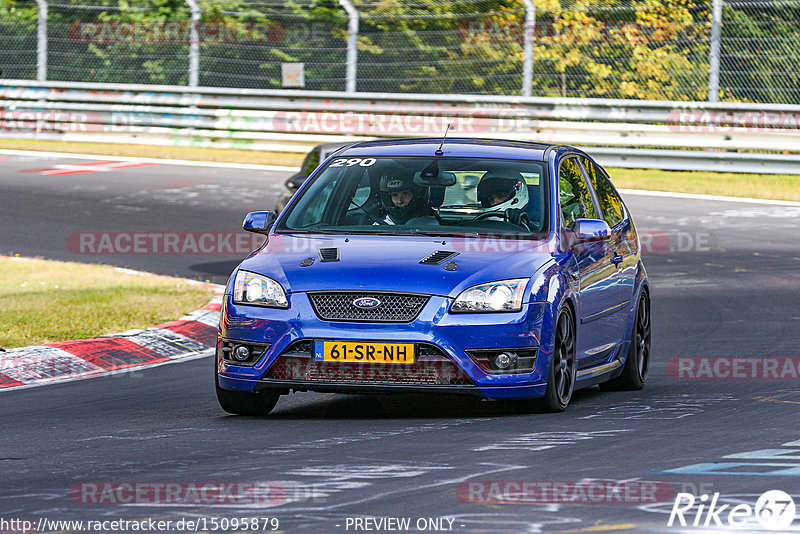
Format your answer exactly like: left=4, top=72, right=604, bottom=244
left=198, top=1, right=348, bottom=90
left=47, top=1, right=191, bottom=85
left=0, top=0, right=38, bottom=80
left=0, top=0, right=798, bottom=103
left=721, top=0, right=800, bottom=104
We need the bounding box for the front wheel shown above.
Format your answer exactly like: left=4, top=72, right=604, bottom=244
left=600, top=290, right=651, bottom=391
left=539, top=307, right=577, bottom=412
left=215, top=366, right=280, bottom=415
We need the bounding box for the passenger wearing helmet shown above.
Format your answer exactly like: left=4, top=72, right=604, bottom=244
left=477, top=172, right=529, bottom=210
left=378, top=171, right=434, bottom=225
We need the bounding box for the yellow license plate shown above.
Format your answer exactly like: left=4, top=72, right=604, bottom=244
left=314, top=340, right=415, bottom=364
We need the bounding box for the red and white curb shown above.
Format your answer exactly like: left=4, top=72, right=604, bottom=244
left=0, top=268, right=224, bottom=391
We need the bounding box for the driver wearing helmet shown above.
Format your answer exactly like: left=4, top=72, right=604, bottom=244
left=378, top=171, right=434, bottom=225
left=477, top=172, right=529, bottom=210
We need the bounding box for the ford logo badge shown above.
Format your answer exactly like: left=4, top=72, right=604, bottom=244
left=352, top=297, right=381, bottom=309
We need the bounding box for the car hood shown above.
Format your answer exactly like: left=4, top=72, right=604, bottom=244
left=237, top=233, right=556, bottom=298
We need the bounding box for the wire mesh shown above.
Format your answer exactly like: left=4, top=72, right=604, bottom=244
left=354, top=0, right=526, bottom=94
left=47, top=0, right=192, bottom=85
left=531, top=0, right=712, bottom=101
left=198, top=0, right=348, bottom=90
left=0, top=0, right=798, bottom=103
left=720, top=0, right=800, bottom=104
left=0, top=0, right=39, bottom=80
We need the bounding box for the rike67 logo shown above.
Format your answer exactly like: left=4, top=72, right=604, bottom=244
left=668, top=490, right=796, bottom=530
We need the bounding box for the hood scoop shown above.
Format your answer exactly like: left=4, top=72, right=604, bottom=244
left=317, top=247, right=340, bottom=262
left=419, top=250, right=459, bottom=265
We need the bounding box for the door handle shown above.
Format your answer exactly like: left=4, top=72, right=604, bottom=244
left=611, top=254, right=624, bottom=267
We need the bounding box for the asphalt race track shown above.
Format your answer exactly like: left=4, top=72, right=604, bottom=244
left=1, top=151, right=800, bottom=533
left=0, top=153, right=287, bottom=284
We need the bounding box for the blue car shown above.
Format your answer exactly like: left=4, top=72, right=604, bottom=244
left=216, top=138, right=650, bottom=414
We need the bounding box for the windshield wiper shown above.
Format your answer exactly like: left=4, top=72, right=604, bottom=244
left=279, top=227, right=346, bottom=235
left=408, top=229, right=484, bottom=238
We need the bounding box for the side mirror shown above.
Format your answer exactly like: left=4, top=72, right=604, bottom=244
left=285, top=172, right=306, bottom=190
left=243, top=211, right=277, bottom=234
left=573, top=218, right=610, bottom=242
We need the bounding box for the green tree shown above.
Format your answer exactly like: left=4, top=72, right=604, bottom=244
left=531, top=0, right=710, bottom=100
left=720, top=2, right=800, bottom=104
left=0, top=0, right=39, bottom=80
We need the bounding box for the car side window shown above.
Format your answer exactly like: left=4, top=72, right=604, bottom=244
left=302, top=149, right=321, bottom=177
left=285, top=172, right=341, bottom=228
left=559, top=156, right=597, bottom=229
left=580, top=157, right=624, bottom=227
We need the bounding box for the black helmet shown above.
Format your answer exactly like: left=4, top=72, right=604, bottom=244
left=476, top=172, right=527, bottom=209
left=379, top=169, right=427, bottom=224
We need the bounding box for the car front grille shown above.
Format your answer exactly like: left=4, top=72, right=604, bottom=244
left=262, top=341, right=474, bottom=386
left=307, top=291, right=429, bottom=323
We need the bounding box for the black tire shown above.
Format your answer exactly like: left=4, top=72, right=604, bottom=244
left=600, top=290, right=651, bottom=391
left=539, top=307, right=577, bottom=412
left=215, top=365, right=280, bottom=416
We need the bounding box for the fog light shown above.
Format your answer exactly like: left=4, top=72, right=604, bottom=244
left=493, top=352, right=516, bottom=370
left=219, top=339, right=271, bottom=366
left=233, top=345, right=251, bottom=362
left=467, top=348, right=537, bottom=374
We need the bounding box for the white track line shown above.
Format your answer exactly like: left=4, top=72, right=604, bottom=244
left=2, top=147, right=798, bottom=206
left=0, top=349, right=214, bottom=394
left=0, top=148, right=300, bottom=172
left=617, top=188, right=800, bottom=207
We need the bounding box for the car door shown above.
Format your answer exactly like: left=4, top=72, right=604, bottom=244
left=558, top=156, right=619, bottom=367
left=579, top=156, right=636, bottom=348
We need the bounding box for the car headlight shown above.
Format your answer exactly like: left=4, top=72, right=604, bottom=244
left=233, top=271, right=288, bottom=308
left=451, top=278, right=528, bottom=313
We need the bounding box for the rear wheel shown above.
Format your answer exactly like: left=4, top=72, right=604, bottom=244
left=601, top=290, right=650, bottom=391
left=539, top=307, right=577, bottom=412
left=215, top=365, right=280, bottom=416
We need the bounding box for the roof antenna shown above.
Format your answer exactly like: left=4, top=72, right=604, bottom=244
left=435, top=123, right=451, bottom=155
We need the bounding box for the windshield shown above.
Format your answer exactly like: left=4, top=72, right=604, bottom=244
left=277, top=156, right=549, bottom=237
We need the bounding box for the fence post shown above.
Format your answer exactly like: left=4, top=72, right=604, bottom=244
left=185, top=0, right=201, bottom=87
left=35, top=0, right=48, bottom=81
left=708, top=0, right=723, bottom=102
left=521, top=0, right=536, bottom=97
left=338, top=0, right=359, bottom=93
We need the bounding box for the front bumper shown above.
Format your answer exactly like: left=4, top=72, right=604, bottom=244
left=217, top=293, right=554, bottom=400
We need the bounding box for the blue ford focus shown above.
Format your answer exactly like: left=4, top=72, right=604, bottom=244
left=216, top=138, right=650, bottom=414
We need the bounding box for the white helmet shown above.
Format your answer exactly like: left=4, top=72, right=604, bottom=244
left=477, top=172, right=529, bottom=211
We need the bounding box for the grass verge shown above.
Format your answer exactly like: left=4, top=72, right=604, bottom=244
left=0, top=256, right=217, bottom=349
left=1, top=139, right=798, bottom=201
left=609, top=167, right=800, bottom=202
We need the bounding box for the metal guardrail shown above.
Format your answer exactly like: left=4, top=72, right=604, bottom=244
left=1, top=80, right=799, bottom=174
left=585, top=148, right=800, bottom=176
